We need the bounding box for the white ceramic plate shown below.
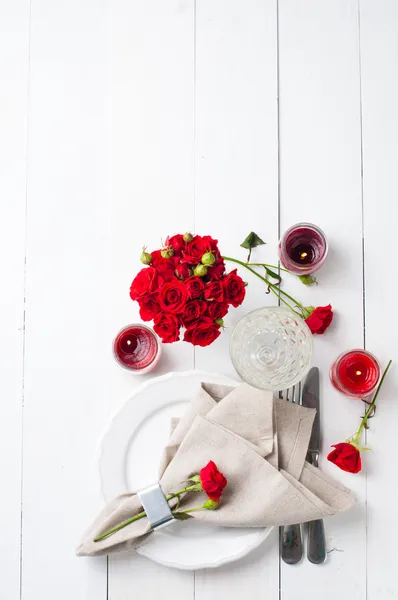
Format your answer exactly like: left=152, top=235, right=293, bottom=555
left=99, top=370, right=272, bottom=569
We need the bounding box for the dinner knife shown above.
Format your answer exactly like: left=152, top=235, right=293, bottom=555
left=302, top=366, right=327, bottom=564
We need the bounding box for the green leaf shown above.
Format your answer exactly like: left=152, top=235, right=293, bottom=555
left=298, top=274, right=317, bottom=287
left=265, top=266, right=281, bottom=283
left=173, top=512, right=191, bottom=521
left=240, top=232, right=266, bottom=251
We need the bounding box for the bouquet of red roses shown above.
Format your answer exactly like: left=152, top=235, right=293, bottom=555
left=129, top=233, right=246, bottom=347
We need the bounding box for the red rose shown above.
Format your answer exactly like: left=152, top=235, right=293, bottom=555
left=327, top=442, right=362, bottom=474
left=130, top=267, right=161, bottom=301
left=204, top=280, right=224, bottom=302
left=206, top=257, right=226, bottom=280
left=223, top=269, right=246, bottom=307
left=138, top=294, right=161, bottom=321
left=151, top=250, right=179, bottom=282
left=305, top=305, right=333, bottom=335
left=184, top=317, right=221, bottom=347
left=182, top=235, right=212, bottom=264
left=165, top=234, right=186, bottom=256
left=153, top=313, right=180, bottom=343
left=158, top=280, right=188, bottom=314
left=207, top=300, right=229, bottom=321
left=180, top=299, right=207, bottom=327
left=199, top=460, right=227, bottom=501
left=201, top=235, right=220, bottom=257
left=175, top=262, right=191, bottom=280
left=185, top=276, right=205, bottom=299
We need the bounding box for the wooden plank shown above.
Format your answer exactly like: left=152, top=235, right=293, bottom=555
left=359, top=2, right=398, bottom=598
left=0, top=0, right=30, bottom=597
left=278, top=1, right=366, bottom=598
left=21, top=1, right=109, bottom=598
left=194, top=0, right=280, bottom=597
left=108, top=0, right=195, bottom=597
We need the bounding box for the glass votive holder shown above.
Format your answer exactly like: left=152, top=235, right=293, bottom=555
left=278, top=222, right=328, bottom=275
left=113, top=324, right=161, bottom=374
left=330, top=349, right=381, bottom=398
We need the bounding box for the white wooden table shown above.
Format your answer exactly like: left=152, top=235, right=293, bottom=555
left=2, top=0, right=397, bottom=598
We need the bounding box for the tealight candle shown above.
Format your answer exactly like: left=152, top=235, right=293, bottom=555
left=330, top=349, right=381, bottom=398
left=278, top=223, right=328, bottom=275
left=113, top=324, right=161, bottom=373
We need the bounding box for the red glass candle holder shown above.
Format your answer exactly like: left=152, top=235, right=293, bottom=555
left=278, top=222, right=328, bottom=275
left=113, top=324, right=161, bottom=374
left=330, top=349, right=381, bottom=398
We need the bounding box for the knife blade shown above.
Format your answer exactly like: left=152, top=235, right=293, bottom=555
left=302, top=366, right=320, bottom=459
left=301, top=366, right=327, bottom=564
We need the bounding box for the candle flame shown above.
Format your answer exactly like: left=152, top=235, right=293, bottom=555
left=300, top=252, right=308, bottom=259
left=355, top=370, right=362, bottom=376
left=126, top=340, right=132, bottom=346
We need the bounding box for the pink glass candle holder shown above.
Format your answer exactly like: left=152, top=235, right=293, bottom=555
left=278, top=223, right=328, bottom=275
left=113, top=324, right=161, bottom=374
left=330, top=349, right=381, bottom=398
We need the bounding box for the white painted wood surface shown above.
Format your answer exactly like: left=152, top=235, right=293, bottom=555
left=1, top=0, right=397, bottom=598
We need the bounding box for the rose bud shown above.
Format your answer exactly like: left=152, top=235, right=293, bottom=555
left=175, top=263, right=191, bottom=280
left=161, top=246, right=174, bottom=259
left=140, top=248, right=152, bottom=265
left=215, top=318, right=224, bottom=328
left=194, top=264, right=208, bottom=277
left=183, top=232, right=193, bottom=243
left=201, top=251, right=216, bottom=266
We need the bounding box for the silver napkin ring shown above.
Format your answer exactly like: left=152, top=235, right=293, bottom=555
left=137, top=483, right=174, bottom=530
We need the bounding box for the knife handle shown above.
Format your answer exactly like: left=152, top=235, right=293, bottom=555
left=280, top=524, right=303, bottom=564
left=307, top=519, right=327, bottom=564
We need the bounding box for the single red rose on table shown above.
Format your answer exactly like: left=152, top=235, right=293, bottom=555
left=158, top=280, right=188, bottom=314
left=204, top=280, right=224, bottom=302
left=305, top=304, right=333, bottom=335
left=327, top=442, right=362, bottom=474
left=185, top=276, right=205, bottom=299
left=138, top=294, right=161, bottom=322
left=206, top=257, right=226, bottom=280
left=182, top=235, right=213, bottom=264
left=180, top=300, right=207, bottom=327
left=153, top=313, right=180, bottom=343
left=175, top=262, right=191, bottom=280
left=183, top=317, right=221, bottom=347
left=200, top=460, right=227, bottom=501
left=223, top=269, right=246, bottom=307
left=130, top=267, right=162, bottom=301
left=165, top=234, right=186, bottom=256
left=207, top=300, right=229, bottom=321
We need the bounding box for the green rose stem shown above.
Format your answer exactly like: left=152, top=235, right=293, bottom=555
left=350, top=359, right=392, bottom=447
left=222, top=256, right=308, bottom=318
left=94, top=483, right=201, bottom=542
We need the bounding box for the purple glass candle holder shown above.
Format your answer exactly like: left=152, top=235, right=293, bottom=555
left=278, top=223, right=328, bottom=275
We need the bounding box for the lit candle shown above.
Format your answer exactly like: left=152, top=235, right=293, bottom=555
left=330, top=349, right=381, bottom=398
left=113, top=324, right=161, bottom=373
left=278, top=223, right=328, bottom=275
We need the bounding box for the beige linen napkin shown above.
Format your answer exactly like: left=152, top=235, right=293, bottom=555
left=77, top=382, right=355, bottom=557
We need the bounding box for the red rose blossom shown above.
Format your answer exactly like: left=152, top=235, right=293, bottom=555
left=175, top=262, right=191, bottom=280
left=182, top=235, right=212, bottom=264
left=138, top=294, right=161, bottom=322
left=183, top=317, right=221, bottom=347
left=130, top=267, right=161, bottom=301
left=153, top=313, right=180, bottom=343
left=185, top=276, right=205, bottom=299
left=206, top=257, right=226, bottom=280
left=327, top=442, right=362, bottom=474
left=165, top=234, right=186, bottom=256
left=180, top=299, right=207, bottom=327
left=151, top=250, right=179, bottom=282
left=204, top=280, right=224, bottom=302
left=223, top=269, right=246, bottom=307
left=199, top=460, right=227, bottom=501
left=305, top=304, right=333, bottom=335
left=207, top=300, right=229, bottom=321
left=158, top=280, right=188, bottom=314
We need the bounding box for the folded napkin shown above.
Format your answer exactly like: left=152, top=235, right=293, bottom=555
left=77, top=382, right=355, bottom=556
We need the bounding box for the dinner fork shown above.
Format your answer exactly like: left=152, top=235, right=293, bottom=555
left=279, top=383, right=304, bottom=565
